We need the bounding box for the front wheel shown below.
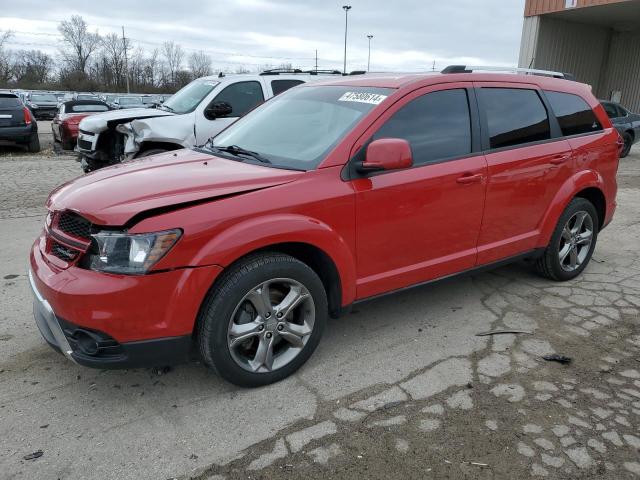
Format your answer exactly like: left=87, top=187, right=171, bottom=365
left=198, top=253, right=328, bottom=387
left=535, top=198, right=598, bottom=281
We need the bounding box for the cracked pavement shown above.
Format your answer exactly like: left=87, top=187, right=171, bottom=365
left=0, top=145, right=639, bottom=480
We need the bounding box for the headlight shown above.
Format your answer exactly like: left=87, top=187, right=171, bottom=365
left=87, top=229, right=181, bottom=274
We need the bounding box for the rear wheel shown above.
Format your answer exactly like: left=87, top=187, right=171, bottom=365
left=198, top=252, right=327, bottom=387
left=620, top=132, right=633, bottom=158
left=26, top=133, right=40, bottom=153
left=535, top=198, right=598, bottom=281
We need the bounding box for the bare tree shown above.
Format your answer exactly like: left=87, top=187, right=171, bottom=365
left=58, top=15, right=101, bottom=74
left=162, top=41, right=184, bottom=86
left=0, top=30, right=13, bottom=85
left=12, top=49, right=54, bottom=85
left=188, top=50, right=212, bottom=78
left=101, top=32, right=129, bottom=88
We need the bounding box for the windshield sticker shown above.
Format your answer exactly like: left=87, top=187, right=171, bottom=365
left=338, top=92, right=387, bottom=105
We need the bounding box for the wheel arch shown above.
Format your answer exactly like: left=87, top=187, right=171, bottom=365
left=537, top=170, right=606, bottom=247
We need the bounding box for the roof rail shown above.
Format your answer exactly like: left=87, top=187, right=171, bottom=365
left=441, top=65, right=575, bottom=80
left=304, top=69, right=343, bottom=75
left=260, top=68, right=304, bottom=76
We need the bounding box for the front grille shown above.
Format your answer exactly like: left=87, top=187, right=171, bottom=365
left=78, top=138, right=93, bottom=150
left=58, top=211, right=92, bottom=240
left=51, top=241, right=79, bottom=262
left=79, top=129, right=95, bottom=136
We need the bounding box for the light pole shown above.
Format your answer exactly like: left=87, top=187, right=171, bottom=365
left=342, top=5, right=351, bottom=74
left=367, top=34, right=373, bottom=71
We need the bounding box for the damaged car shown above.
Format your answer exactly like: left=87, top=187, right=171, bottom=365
left=76, top=70, right=342, bottom=172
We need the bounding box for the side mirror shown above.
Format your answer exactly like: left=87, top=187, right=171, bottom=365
left=205, top=101, right=233, bottom=120
left=359, top=138, right=413, bottom=173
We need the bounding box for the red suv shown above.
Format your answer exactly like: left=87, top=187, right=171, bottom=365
left=30, top=68, right=619, bottom=387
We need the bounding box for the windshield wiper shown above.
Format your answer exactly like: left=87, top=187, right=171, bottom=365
left=211, top=144, right=272, bottom=164
left=159, top=104, right=175, bottom=113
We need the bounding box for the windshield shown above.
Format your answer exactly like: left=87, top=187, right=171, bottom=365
left=77, top=94, right=99, bottom=101
left=119, top=97, right=142, bottom=105
left=211, top=85, right=393, bottom=170
left=31, top=94, right=57, bottom=102
left=162, top=79, right=218, bottom=114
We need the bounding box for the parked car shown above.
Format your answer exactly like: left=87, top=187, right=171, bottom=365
left=0, top=92, right=39, bottom=152
left=76, top=69, right=342, bottom=172
left=25, top=92, right=59, bottom=120
left=75, top=93, right=101, bottom=102
left=112, top=96, right=145, bottom=110
left=141, top=95, right=156, bottom=108
left=600, top=100, right=640, bottom=158
left=29, top=68, right=619, bottom=387
left=52, top=100, right=110, bottom=150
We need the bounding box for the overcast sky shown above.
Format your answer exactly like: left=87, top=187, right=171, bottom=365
left=1, top=0, right=527, bottom=72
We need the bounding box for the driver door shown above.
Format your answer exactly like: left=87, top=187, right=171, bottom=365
left=195, top=80, right=266, bottom=144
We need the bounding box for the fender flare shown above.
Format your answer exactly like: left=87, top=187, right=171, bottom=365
left=536, top=169, right=605, bottom=248
left=192, top=213, right=357, bottom=306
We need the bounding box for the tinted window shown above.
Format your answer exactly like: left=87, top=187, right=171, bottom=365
left=271, top=79, right=305, bottom=96
left=481, top=88, right=551, bottom=149
left=373, top=89, right=472, bottom=165
left=0, top=95, right=21, bottom=108
left=213, top=81, right=264, bottom=117
left=602, top=102, right=618, bottom=119
left=31, top=94, right=58, bottom=102
left=545, top=91, right=602, bottom=137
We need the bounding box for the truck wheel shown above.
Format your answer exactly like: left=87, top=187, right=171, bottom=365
left=198, top=252, right=328, bottom=388
left=620, top=132, right=633, bottom=158
left=27, top=133, right=41, bottom=153
left=535, top=198, right=598, bottom=282
left=136, top=149, right=167, bottom=158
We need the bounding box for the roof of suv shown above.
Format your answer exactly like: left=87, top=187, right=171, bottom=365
left=307, top=72, right=592, bottom=96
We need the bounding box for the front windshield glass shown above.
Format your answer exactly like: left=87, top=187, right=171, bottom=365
left=77, top=94, right=99, bottom=101
left=162, top=79, right=218, bottom=114
left=119, top=97, right=142, bottom=105
left=211, top=85, right=393, bottom=170
left=31, top=94, right=57, bottom=102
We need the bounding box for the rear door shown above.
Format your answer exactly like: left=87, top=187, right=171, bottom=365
left=352, top=83, right=487, bottom=299
left=475, top=83, right=573, bottom=265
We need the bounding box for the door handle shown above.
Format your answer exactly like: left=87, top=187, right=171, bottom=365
left=550, top=154, right=571, bottom=165
left=456, top=173, right=483, bottom=185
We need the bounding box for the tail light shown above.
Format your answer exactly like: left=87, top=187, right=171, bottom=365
left=616, top=132, right=624, bottom=156
left=23, top=107, right=32, bottom=125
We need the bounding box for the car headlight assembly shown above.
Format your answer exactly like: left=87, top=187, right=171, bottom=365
left=87, top=229, right=181, bottom=274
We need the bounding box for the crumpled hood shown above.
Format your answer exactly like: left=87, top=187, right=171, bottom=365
left=47, top=149, right=303, bottom=226
left=79, top=108, right=174, bottom=133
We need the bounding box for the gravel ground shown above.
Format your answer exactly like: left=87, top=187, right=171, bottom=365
left=0, top=136, right=639, bottom=480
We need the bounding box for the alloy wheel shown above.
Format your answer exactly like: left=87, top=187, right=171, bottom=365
left=558, top=210, right=594, bottom=272
left=227, top=278, right=315, bottom=373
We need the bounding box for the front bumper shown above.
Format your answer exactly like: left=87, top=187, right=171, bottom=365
left=29, top=239, right=223, bottom=369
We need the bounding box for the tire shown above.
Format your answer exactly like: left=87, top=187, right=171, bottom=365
left=61, top=133, right=74, bottom=151
left=27, top=133, right=40, bottom=153
left=198, top=252, right=328, bottom=387
left=136, top=148, right=167, bottom=158
left=620, top=132, right=633, bottom=159
left=535, top=198, right=599, bottom=281
left=80, top=156, right=104, bottom=173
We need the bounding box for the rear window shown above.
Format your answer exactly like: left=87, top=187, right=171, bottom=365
left=69, top=104, right=109, bottom=113
left=545, top=91, right=602, bottom=137
left=271, top=79, right=305, bottom=96
left=480, top=88, right=551, bottom=150
left=0, top=95, right=21, bottom=108
left=602, top=102, right=618, bottom=119
left=31, top=94, right=58, bottom=102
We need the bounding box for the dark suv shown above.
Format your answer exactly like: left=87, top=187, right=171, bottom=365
left=0, top=93, right=40, bottom=152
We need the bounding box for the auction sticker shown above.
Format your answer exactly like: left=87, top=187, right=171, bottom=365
left=338, top=92, right=387, bottom=105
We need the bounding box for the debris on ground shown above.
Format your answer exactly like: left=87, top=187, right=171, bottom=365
left=476, top=329, right=532, bottom=337
left=23, top=450, right=43, bottom=461
left=542, top=354, right=572, bottom=365
left=152, top=366, right=172, bottom=376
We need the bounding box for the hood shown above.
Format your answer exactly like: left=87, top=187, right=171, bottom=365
left=61, top=112, right=95, bottom=125
left=47, top=148, right=303, bottom=226
left=79, top=108, right=174, bottom=133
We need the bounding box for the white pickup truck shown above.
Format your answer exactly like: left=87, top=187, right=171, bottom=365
left=76, top=69, right=343, bottom=172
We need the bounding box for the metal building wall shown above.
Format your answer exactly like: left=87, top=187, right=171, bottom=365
left=599, top=31, right=640, bottom=111
left=532, top=17, right=610, bottom=90
left=525, top=0, right=628, bottom=17
left=518, top=16, right=541, bottom=68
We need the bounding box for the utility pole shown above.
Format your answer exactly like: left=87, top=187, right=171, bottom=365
left=122, top=26, right=130, bottom=93
left=342, top=5, right=351, bottom=74
left=315, top=49, right=318, bottom=71
left=367, top=34, right=373, bottom=71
